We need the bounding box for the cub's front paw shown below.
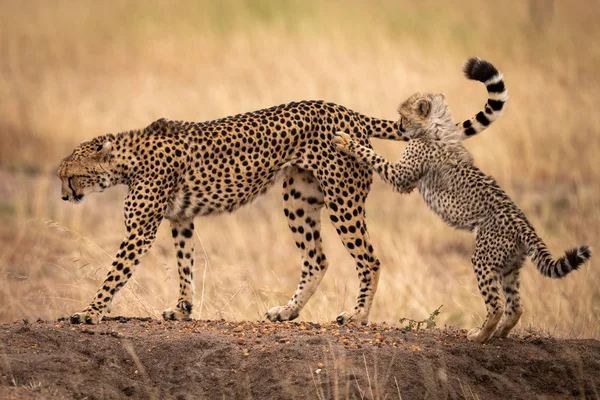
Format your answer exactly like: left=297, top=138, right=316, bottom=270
left=332, top=131, right=352, bottom=147
left=70, top=310, right=102, bottom=325
left=332, top=131, right=361, bottom=159
left=401, top=185, right=416, bottom=195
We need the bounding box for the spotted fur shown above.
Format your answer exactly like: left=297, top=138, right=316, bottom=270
left=333, top=59, right=592, bottom=341
left=58, top=100, right=419, bottom=325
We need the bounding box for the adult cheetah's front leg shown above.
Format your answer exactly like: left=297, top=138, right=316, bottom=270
left=70, top=182, right=168, bottom=324
left=162, top=219, right=195, bottom=321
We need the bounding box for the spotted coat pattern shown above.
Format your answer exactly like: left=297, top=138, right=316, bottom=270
left=58, top=100, right=409, bottom=325
left=333, top=59, right=592, bottom=341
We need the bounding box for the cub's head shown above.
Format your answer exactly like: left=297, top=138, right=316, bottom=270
left=57, top=139, right=114, bottom=203
left=398, top=93, right=456, bottom=141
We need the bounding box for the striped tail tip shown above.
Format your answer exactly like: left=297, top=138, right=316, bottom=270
left=463, top=57, right=500, bottom=83
left=458, top=57, right=507, bottom=139
left=553, top=245, right=592, bottom=278
left=565, top=245, right=592, bottom=270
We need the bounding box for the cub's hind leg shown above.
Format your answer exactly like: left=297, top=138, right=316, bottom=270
left=494, top=255, right=525, bottom=338
left=266, top=168, right=328, bottom=322
left=162, top=218, right=195, bottom=321
left=467, top=234, right=508, bottom=342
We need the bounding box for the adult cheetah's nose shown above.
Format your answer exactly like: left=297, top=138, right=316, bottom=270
left=61, top=195, right=69, bottom=201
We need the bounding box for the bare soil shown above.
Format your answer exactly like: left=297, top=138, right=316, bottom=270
left=1, top=318, right=599, bottom=399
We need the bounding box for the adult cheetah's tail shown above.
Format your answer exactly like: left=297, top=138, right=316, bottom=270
left=458, top=57, right=508, bottom=139
left=363, top=116, right=406, bottom=141
left=521, top=229, right=592, bottom=278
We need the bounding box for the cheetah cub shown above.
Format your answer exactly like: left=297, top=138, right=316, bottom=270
left=333, top=58, right=592, bottom=342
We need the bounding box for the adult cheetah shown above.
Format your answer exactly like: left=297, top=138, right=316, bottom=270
left=58, top=100, right=484, bottom=325
left=333, top=58, right=592, bottom=341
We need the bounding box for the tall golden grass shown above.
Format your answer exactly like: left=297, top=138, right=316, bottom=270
left=0, top=0, right=598, bottom=338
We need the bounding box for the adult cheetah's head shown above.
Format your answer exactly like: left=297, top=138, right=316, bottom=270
left=397, top=93, right=457, bottom=141
left=57, top=139, right=114, bottom=203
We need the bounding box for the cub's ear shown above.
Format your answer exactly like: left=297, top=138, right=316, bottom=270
left=94, top=141, right=112, bottom=161
left=416, top=99, right=432, bottom=118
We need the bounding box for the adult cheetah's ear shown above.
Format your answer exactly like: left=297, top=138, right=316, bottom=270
left=416, top=99, right=431, bottom=118
left=94, top=141, right=112, bottom=162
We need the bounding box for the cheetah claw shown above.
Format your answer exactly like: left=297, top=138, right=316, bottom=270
left=332, top=131, right=352, bottom=148
left=336, top=310, right=368, bottom=325
left=162, top=301, right=193, bottom=321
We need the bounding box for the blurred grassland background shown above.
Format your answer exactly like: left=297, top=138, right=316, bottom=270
left=0, top=0, right=598, bottom=338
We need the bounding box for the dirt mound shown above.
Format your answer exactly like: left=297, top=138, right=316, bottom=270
left=1, top=318, right=599, bottom=399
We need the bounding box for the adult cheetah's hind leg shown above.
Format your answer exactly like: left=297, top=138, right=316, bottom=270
left=266, top=168, right=328, bottom=322
left=162, top=219, right=195, bottom=321
left=314, top=156, right=381, bottom=325
left=328, top=204, right=381, bottom=326
left=493, top=258, right=525, bottom=338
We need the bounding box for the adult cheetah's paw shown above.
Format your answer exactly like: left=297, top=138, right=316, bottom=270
left=70, top=310, right=102, bottom=325
left=336, top=310, right=369, bottom=325
left=467, top=327, right=492, bottom=342
left=265, top=305, right=300, bottom=322
left=162, top=301, right=193, bottom=321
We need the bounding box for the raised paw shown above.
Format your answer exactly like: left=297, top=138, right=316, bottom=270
left=467, top=327, right=492, bottom=343
left=265, top=305, right=300, bottom=322
left=70, top=310, right=102, bottom=325
left=336, top=310, right=369, bottom=325
left=162, top=301, right=193, bottom=321
left=332, top=131, right=352, bottom=151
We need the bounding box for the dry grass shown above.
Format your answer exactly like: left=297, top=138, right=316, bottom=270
left=0, top=0, right=598, bottom=338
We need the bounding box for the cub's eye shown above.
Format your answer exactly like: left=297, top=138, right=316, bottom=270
left=398, top=117, right=407, bottom=132
left=96, top=145, right=103, bottom=151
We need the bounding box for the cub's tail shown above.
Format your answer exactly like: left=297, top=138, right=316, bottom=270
left=458, top=57, right=508, bottom=139
left=521, top=228, right=592, bottom=278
